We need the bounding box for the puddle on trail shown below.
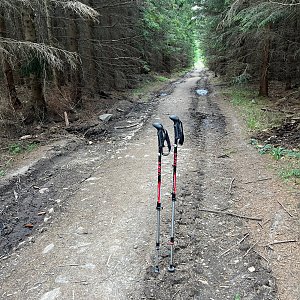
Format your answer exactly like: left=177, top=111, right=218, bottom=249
left=196, top=89, right=209, bottom=96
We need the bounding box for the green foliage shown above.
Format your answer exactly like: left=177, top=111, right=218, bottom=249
left=226, top=87, right=282, bottom=131
left=280, top=168, right=300, bottom=180
left=9, top=142, right=38, bottom=155
left=195, top=0, right=300, bottom=92
left=251, top=139, right=300, bottom=161
left=9, top=143, right=23, bottom=155
left=154, top=75, right=169, bottom=82
left=234, top=293, right=241, bottom=300
left=0, top=169, right=5, bottom=177
left=142, top=0, right=197, bottom=72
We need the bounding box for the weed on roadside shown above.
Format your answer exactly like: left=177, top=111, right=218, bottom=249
left=234, top=293, right=241, bottom=300
left=251, top=139, right=300, bottom=183
left=280, top=168, right=300, bottom=180
left=224, top=87, right=282, bottom=132
left=8, top=142, right=38, bottom=156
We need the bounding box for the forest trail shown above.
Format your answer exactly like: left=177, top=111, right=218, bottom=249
left=1, top=66, right=299, bottom=300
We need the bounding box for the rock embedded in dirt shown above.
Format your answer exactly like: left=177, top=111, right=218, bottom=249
left=43, top=243, right=54, bottom=254
left=99, top=114, right=113, bottom=122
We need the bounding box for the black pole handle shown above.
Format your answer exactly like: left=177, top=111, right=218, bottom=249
left=169, top=115, right=184, bottom=145
left=153, top=122, right=171, bottom=155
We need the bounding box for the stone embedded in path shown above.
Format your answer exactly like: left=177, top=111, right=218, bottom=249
left=40, top=288, right=61, bottom=300
left=99, top=114, right=113, bottom=122
left=43, top=243, right=54, bottom=254
left=196, top=89, right=208, bottom=96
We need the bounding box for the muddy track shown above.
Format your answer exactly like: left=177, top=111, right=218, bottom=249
left=0, top=67, right=298, bottom=300
left=143, top=71, right=276, bottom=299
left=0, top=92, right=161, bottom=257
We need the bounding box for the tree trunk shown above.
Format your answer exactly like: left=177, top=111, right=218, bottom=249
left=43, top=0, right=60, bottom=88
left=68, top=12, right=82, bottom=106
left=22, top=6, right=47, bottom=120
left=259, top=24, right=271, bottom=97
left=87, top=0, right=98, bottom=95
left=0, top=11, right=22, bottom=109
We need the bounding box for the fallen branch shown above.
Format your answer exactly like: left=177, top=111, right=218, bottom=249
left=114, top=123, right=139, bottom=130
left=199, top=208, right=262, bottom=221
left=58, top=264, right=80, bottom=267
left=244, top=178, right=272, bottom=184
left=219, top=233, right=249, bottom=258
left=266, top=240, right=298, bottom=247
left=228, top=178, right=235, bottom=193
left=238, top=233, right=250, bottom=244
left=261, top=107, right=294, bottom=115
left=243, top=241, right=259, bottom=258
left=277, top=201, right=293, bottom=218
left=253, top=249, right=269, bottom=263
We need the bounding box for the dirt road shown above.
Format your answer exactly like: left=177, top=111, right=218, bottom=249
left=1, top=66, right=299, bottom=299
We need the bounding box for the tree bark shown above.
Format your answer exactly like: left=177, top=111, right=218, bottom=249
left=87, top=0, right=99, bottom=94
left=0, top=11, right=22, bottom=109
left=259, top=24, right=271, bottom=97
left=68, top=12, right=82, bottom=106
left=22, top=6, right=47, bottom=120
left=43, top=0, right=60, bottom=89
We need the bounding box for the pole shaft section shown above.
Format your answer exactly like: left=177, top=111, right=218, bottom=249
left=155, top=151, right=162, bottom=272
left=168, top=142, right=177, bottom=272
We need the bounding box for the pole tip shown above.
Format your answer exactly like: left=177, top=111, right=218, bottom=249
left=168, top=265, right=175, bottom=273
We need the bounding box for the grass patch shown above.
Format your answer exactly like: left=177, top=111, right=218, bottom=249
left=251, top=139, right=300, bottom=184
left=8, top=142, right=38, bottom=155
left=280, top=168, right=300, bottom=180
left=0, top=141, right=39, bottom=176
left=154, top=75, right=169, bottom=82
left=234, top=294, right=241, bottom=300
left=131, top=68, right=191, bottom=102
left=224, top=87, right=283, bottom=132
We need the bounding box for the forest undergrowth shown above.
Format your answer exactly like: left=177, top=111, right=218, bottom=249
left=220, top=81, right=300, bottom=186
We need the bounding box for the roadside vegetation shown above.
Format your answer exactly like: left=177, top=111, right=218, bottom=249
left=222, top=85, right=299, bottom=185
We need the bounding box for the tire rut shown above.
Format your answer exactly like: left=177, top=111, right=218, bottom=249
left=143, top=71, right=276, bottom=299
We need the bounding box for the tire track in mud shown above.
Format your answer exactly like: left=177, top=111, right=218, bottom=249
left=143, top=71, right=276, bottom=299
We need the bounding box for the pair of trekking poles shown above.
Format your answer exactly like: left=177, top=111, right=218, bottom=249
left=153, top=115, right=184, bottom=273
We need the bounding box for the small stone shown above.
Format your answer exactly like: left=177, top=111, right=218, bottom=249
left=49, top=208, right=54, bottom=214
left=39, top=188, right=49, bottom=194
left=40, top=288, right=61, bottom=300
left=43, top=243, right=54, bottom=254
left=19, top=135, right=32, bottom=140
left=99, top=114, right=113, bottom=122
left=133, top=245, right=138, bottom=249
left=76, top=227, right=88, bottom=235
left=55, top=275, right=69, bottom=284
left=44, top=217, right=51, bottom=222
left=248, top=266, right=256, bottom=273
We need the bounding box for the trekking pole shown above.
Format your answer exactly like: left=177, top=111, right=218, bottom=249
left=168, top=115, right=184, bottom=273
left=152, top=122, right=171, bottom=273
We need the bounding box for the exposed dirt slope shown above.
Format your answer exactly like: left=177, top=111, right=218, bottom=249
left=0, top=66, right=299, bottom=300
